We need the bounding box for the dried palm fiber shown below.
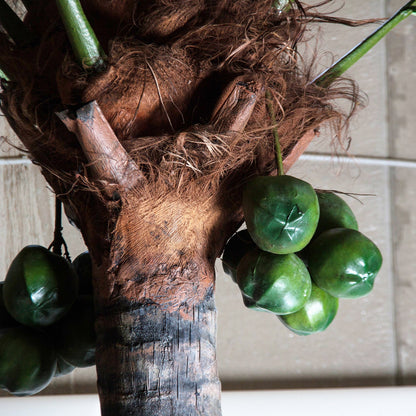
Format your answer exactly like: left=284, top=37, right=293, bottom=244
left=0, top=0, right=364, bottom=266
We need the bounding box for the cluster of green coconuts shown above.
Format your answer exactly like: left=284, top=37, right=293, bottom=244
left=0, top=177, right=383, bottom=394
left=222, top=175, right=383, bottom=336
left=0, top=248, right=95, bottom=396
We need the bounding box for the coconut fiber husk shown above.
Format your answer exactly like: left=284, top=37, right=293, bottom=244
left=0, top=0, right=364, bottom=264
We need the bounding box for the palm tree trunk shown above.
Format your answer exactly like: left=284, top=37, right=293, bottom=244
left=95, top=287, right=221, bottom=416
left=90, top=193, right=224, bottom=416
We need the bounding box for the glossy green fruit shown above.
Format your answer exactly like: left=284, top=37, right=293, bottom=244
left=3, top=245, right=79, bottom=327
left=54, top=355, right=75, bottom=378
left=279, top=283, right=338, bottom=335
left=222, top=230, right=256, bottom=282
left=0, top=283, right=18, bottom=328
left=237, top=249, right=312, bottom=314
left=308, top=228, right=383, bottom=298
left=316, top=192, right=358, bottom=235
left=243, top=175, right=319, bottom=254
left=52, top=296, right=96, bottom=367
left=242, top=295, right=265, bottom=312
left=0, top=327, right=57, bottom=396
left=73, top=252, right=93, bottom=295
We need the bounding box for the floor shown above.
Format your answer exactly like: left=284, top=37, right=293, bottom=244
left=1, top=0, right=416, bottom=395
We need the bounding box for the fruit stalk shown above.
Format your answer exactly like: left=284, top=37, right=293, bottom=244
left=55, top=0, right=106, bottom=70
left=0, top=0, right=34, bottom=47
left=313, top=0, right=416, bottom=88
left=274, top=0, right=295, bottom=13
left=49, top=197, right=71, bottom=260
left=265, top=90, right=284, bottom=176
left=52, top=198, right=63, bottom=256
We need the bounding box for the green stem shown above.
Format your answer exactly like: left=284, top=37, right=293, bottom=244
left=274, top=0, right=295, bottom=13
left=0, top=68, right=10, bottom=81
left=313, top=0, right=416, bottom=88
left=266, top=90, right=284, bottom=176
left=55, top=0, right=106, bottom=71
left=0, top=0, right=34, bottom=46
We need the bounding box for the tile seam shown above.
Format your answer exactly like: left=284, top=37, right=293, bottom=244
left=0, top=157, right=32, bottom=165
left=300, top=154, right=416, bottom=168
left=384, top=0, right=401, bottom=386
left=3, top=154, right=416, bottom=169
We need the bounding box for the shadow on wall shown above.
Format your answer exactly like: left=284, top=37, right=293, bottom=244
left=221, top=374, right=416, bottom=391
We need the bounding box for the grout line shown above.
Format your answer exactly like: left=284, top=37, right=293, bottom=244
left=0, top=156, right=32, bottom=166
left=383, top=0, right=400, bottom=386
left=2, top=153, right=416, bottom=169
left=383, top=0, right=401, bottom=386
left=388, top=166, right=401, bottom=386
left=300, top=153, right=416, bottom=169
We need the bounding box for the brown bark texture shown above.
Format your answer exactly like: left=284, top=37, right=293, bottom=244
left=96, top=287, right=220, bottom=416
left=0, top=1, right=360, bottom=415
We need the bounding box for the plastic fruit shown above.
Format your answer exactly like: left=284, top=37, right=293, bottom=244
left=52, top=295, right=96, bottom=367
left=242, top=296, right=265, bottom=312
left=279, top=283, right=338, bottom=335
left=316, top=192, right=358, bottom=235
left=73, top=252, right=93, bottom=295
left=0, top=282, right=17, bottom=328
left=3, top=245, right=79, bottom=327
left=222, top=230, right=256, bottom=282
left=237, top=249, right=312, bottom=314
left=0, top=326, right=57, bottom=396
left=243, top=175, right=319, bottom=254
left=308, top=228, right=382, bottom=298
left=54, top=355, right=75, bottom=378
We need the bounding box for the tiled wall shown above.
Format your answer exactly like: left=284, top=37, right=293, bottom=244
left=1, top=0, right=415, bottom=395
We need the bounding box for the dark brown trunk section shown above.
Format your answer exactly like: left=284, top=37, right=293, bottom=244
left=95, top=287, right=221, bottom=416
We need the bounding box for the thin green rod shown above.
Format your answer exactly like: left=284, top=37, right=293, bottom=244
left=55, top=0, right=106, bottom=71
left=0, top=68, right=9, bottom=81
left=274, top=0, right=295, bottom=13
left=266, top=90, right=284, bottom=176
left=313, top=0, right=416, bottom=88
left=0, top=0, right=34, bottom=46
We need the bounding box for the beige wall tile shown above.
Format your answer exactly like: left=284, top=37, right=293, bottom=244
left=386, top=0, right=416, bottom=159
left=41, top=367, right=97, bottom=396
left=385, top=0, right=416, bottom=385
left=61, top=214, right=88, bottom=261
left=0, top=114, right=26, bottom=158
left=68, top=367, right=98, bottom=394
left=216, top=161, right=395, bottom=388
left=391, top=167, right=416, bottom=384
left=0, top=164, right=55, bottom=279
left=305, top=0, right=388, bottom=157
left=5, top=0, right=26, bottom=18
left=0, top=164, right=86, bottom=279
